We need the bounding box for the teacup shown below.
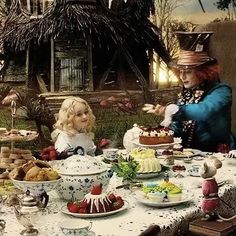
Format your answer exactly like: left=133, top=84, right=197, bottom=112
left=188, top=165, right=201, bottom=177
left=60, top=219, right=92, bottom=235
left=103, top=148, right=119, bottom=160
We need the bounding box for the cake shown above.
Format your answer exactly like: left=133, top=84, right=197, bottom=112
left=129, top=148, right=161, bottom=173
left=142, top=181, right=182, bottom=202
left=139, top=127, right=174, bottom=145
left=68, top=184, right=124, bottom=214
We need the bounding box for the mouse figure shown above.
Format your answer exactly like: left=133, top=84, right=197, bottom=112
left=200, top=157, right=236, bottom=221
left=200, top=158, right=222, bottom=221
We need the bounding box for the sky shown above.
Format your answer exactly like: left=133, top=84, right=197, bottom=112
left=173, top=0, right=227, bottom=24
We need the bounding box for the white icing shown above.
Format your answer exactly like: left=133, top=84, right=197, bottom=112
left=84, top=193, right=112, bottom=213
left=137, top=158, right=161, bottom=173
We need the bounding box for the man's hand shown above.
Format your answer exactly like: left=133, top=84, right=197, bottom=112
left=142, top=104, right=166, bottom=116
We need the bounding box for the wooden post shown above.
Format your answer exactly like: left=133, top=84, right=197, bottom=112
left=25, top=44, right=30, bottom=87
left=50, top=38, right=55, bottom=92
left=27, top=0, right=31, bottom=12
left=87, top=34, right=93, bottom=91
left=148, top=49, right=155, bottom=89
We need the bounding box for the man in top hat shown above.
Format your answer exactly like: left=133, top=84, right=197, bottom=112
left=143, top=31, right=236, bottom=152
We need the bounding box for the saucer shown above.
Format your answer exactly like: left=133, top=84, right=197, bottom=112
left=188, top=169, right=200, bottom=177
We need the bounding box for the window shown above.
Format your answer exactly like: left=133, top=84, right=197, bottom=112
left=21, top=0, right=53, bottom=17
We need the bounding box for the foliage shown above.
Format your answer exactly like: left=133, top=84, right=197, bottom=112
left=0, top=0, right=11, bottom=22
left=214, top=0, right=236, bottom=20
left=111, top=155, right=139, bottom=181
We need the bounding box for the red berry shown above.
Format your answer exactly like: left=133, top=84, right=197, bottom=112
left=48, top=150, right=58, bottom=160
left=113, top=199, right=124, bottom=210
left=79, top=201, right=88, bottom=208
left=91, top=184, right=103, bottom=195
left=108, top=193, right=116, bottom=203
left=68, top=203, right=80, bottom=213
left=115, top=196, right=123, bottom=201
left=78, top=208, right=88, bottom=214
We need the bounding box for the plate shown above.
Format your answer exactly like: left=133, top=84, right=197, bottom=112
left=61, top=201, right=129, bottom=218
left=173, top=149, right=202, bottom=158
left=136, top=193, right=192, bottom=208
left=132, top=140, right=175, bottom=149
left=136, top=172, right=161, bottom=179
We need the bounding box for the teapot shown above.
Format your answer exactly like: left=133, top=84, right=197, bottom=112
left=14, top=190, right=45, bottom=236
left=123, top=124, right=142, bottom=151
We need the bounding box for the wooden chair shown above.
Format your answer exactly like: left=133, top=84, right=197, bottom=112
left=139, top=224, right=160, bottom=236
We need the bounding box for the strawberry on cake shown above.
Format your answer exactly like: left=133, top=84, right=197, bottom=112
left=139, top=127, right=174, bottom=145
left=67, top=184, right=125, bottom=214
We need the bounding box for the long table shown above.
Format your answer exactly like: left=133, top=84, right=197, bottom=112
left=1, top=157, right=236, bottom=236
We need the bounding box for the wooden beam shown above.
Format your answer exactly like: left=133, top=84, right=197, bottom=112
left=87, top=34, right=93, bottom=91
left=25, top=44, right=30, bottom=87
left=98, top=49, right=119, bottom=90
left=50, top=38, right=55, bottom=92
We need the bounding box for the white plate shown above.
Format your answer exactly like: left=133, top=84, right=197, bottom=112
left=132, top=140, right=175, bottom=149
left=61, top=201, right=129, bottom=218
left=173, top=149, right=202, bottom=158
left=136, top=193, right=192, bottom=208
left=136, top=172, right=161, bottom=179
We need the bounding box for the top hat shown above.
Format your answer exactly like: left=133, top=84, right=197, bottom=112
left=173, top=31, right=217, bottom=69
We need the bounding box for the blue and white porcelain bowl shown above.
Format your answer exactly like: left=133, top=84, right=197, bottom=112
left=53, top=154, right=111, bottom=201
left=60, top=219, right=92, bottom=236
left=11, top=178, right=61, bottom=195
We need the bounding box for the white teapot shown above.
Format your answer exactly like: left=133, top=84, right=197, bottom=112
left=123, top=124, right=142, bottom=152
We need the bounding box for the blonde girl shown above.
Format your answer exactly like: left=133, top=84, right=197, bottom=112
left=52, top=97, right=96, bottom=156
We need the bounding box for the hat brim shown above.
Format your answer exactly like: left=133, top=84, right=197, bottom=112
left=169, top=58, right=217, bottom=70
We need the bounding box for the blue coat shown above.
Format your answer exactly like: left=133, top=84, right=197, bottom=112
left=172, top=82, right=236, bottom=152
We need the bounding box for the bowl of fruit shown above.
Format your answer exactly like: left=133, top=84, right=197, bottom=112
left=53, top=154, right=111, bottom=201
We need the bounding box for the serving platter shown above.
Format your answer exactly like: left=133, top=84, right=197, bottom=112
left=132, top=140, right=175, bottom=149
left=173, top=149, right=202, bottom=158
left=136, top=193, right=192, bottom=208
left=136, top=172, right=162, bottom=179
left=61, top=201, right=129, bottom=218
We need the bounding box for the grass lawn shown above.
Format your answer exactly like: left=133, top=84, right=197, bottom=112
left=0, top=105, right=161, bottom=151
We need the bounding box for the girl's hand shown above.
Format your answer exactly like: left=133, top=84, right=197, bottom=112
left=142, top=104, right=166, bottom=116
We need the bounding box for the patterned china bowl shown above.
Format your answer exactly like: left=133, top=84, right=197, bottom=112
left=52, top=154, right=111, bottom=201
left=11, top=178, right=61, bottom=195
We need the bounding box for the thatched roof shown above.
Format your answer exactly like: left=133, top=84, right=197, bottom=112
left=0, top=0, right=171, bottom=63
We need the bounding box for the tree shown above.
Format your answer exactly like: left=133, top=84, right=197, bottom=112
left=0, top=0, right=11, bottom=24
left=215, top=0, right=236, bottom=20
left=152, top=0, right=196, bottom=88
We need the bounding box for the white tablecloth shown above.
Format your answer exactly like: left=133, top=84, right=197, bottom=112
left=1, top=158, right=236, bottom=236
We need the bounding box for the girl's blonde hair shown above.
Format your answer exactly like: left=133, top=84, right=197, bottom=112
left=53, top=97, right=96, bottom=136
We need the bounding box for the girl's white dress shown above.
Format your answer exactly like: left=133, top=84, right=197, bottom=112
left=54, top=131, right=96, bottom=156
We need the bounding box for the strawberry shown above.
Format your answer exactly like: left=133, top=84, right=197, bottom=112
left=113, top=199, right=124, bottom=210
left=41, top=154, right=49, bottom=161
left=108, top=193, right=116, bottom=203
left=48, top=150, right=58, bottom=160
left=68, top=203, right=80, bottom=213
left=67, top=201, right=74, bottom=208
left=91, top=184, right=102, bottom=195
left=78, top=208, right=88, bottom=214
left=115, top=196, right=123, bottom=201
left=79, top=201, right=88, bottom=209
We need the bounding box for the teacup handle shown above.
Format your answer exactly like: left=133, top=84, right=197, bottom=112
left=39, top=191, right=49, bottom=208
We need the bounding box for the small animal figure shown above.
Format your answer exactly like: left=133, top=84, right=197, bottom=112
left=200, top=157, right=236, bottom=221
left=200, top=158, right=222, bottom=221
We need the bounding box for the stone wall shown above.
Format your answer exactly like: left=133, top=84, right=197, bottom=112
left=197, top=21, right=236, bottom=134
